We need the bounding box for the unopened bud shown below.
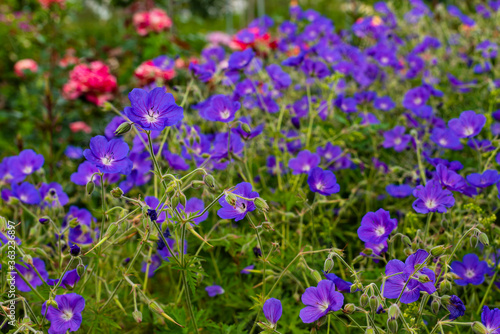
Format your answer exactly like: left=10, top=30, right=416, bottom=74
left=311, top=270, right=322, bottom=283
left=39, top=216, right=50, bottom=225
left=360, top=293, right=369, bottom=307
left=254, top=197, right=269, bottom=212
left=365, top=327, right=375, bottom=334
left=110, top=187, right=123, bottom=198
left=324, top=258, right=334, bottom=273
left=350, top=284, right=358, bottom=293
left=86, top=181, right=95, bottom=196
left=403, top=236, right=412, bottom=246
left=343, top=303, right=355, bottom=314
left=363, top=248, right=373, bottom=255
left=203, top=174, right=216, bottom=189
left=439, top=280, right=452, bottom=293
left=148, top=301, right=164, bottom=315
left=132, top=310, right=142, bottom=323
left=70, top=244, right=81, bottom=257
left=418, top=274, right=431, bottom=283
left=472, top=322, right=488, bottom=334
left=225, top=192, right=238, bottom=206
left=431, top=299, right=440, bottom=314
left=23, top=255, right=33, bottom=265
left=180, top=193, right=187, bottom=208
left=478, top=233, right=489, bottom=246
left=114, top=122, right=132, bottom=136
left=387, top=319, right=398, bottom=333
left=242, top=123, right=252, bottom=133
left=440, top=295, right=450, bottom=304
left=46, top=299, right=59, bottom=309
left=262, top=221, right=274, bottom=231
left=369, top=296, right=378, bottom=312
left=104, top=223, right=119, bottom=239
left=430, top=245, right=445, bottom=257
left=388, top=304, right=400, bottom=320
left=68, top=217, right=80, bottom=228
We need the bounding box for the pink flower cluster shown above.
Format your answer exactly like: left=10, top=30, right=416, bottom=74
left=14, top=59, right=38, bottom=77
left=134, top=60, right=175, bottom=86
left=133, top=8, right=172, bottom=36
left=38, top=0, right=65, bottom=9
left=63, top=61, right=117, bottom=106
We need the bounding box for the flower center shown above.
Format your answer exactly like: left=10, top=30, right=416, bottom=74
left=394, top=137, right=402, bottom=145
left=439, top=139, right=448, bottom=146
left=61, top=310, right=74, bottom=321
left=414, top=97, right=422, bottom=105
left=381, top=57, right=389, bottom=64
left=315, top=182, right=324, bottom=191
left=236, top=202, right=247, bottom=213
left=220, top=109, right=231, bottom=120
left=380, top=103, right=387, bottom=109
left=425, top=199, right=437, bottom=209
left=375, top=226, right=386, bottom=236
left=20, top=195, right=28, bottom=202
left=146, top=110, right=159, bottom=123
left=302, top=165, right=311, bottom=172
left=24, top=272, right=34, bottom=282
left=23, top=166, right=33, bottom=174
left=464, top=127, right=474, bottom=136
left=317, top=301, right=329, bottom=312
left=101, top=155, right=114, bottom=166
left=465, top=269, right=475, bottom=278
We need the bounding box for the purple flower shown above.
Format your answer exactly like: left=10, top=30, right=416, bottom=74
left=263, top=298, right=282, bottom=326
left=41, top=293, right=85, bottom=334
left=412, top=180, right=455, bottom=214
left=386, top=184, right=413, bottom=198
left=10, top=149, right=44, bottom=177
left=382, top=126, right=411, bottom=152
left=217, top=182, right=259, bottom=221
left=480, top=306, right=500, bottom=334
left=47, top=268, right=82, bottom=290
left=64, top=146, right=83, bottom=159
left=40, top=182, right=69, bottom=208
left=175, top=198, right=209, bottom=225
left=288, top=150, right=320, bottom=175
left=203, top=94, right=240, bottom=123
left=206, top=285, right=224, bottom=297
left=357, top=209, right=397, bottom=244
left=145, top=196, right=167, bottom=224
left=125, top=87, right=183, bottom=131
left=299, top=280, right=344, bottom=323
left=241, top=265, right=255, bottom=274
left=466, top=170, right=500, bottom=188
left=228, top=49, right=254, bottom=70
left=141, top=254, right=162, bottom=278
left=382, top=249, right=436, bottom=304
left=317, top=143, right=342, bottom=163
left=323, top=273, right=355, bottom=293
left=430, top=127, right=463, bottom=150
left=14, top=258, right=48, bottom=291
left=83, top=135, right=132, bottom=174
left=434, top=164, right=467, bottom=192
left=163, top=151, right=190, bottom=170
left=448, top=110, right=486, bottom=138
left=301, top=59, right=330, bottom=79
left=266, top=64, right=291, bottom=89
left=307, top=167, right=340, bottom=196
left=70, top=162, right=99, bottom=186
left=12, top=182, right=41, bottom=205
left=446, top=295, right=466, bottom=320
left=451, top=253, right=490, bottom=286
left=374, top=96, right=395, bottom=111
left=403, top=86, right=429, bottom=110
left=64, top=206, right=97, bottom=245
left=104, top=116, right=126, bottom=139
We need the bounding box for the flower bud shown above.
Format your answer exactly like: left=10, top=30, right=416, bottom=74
left=387, top=319, right=398, bottom=333
left=224, top=192, right=238, bottom=206
left=148, top=301, right=164, bottom=315
left=472, top=322, right=488, bottom=334
left=46, top=299, right=59, bottom=309
left=68, top=217, right=80, bottom=228
left=431, top=299, right=440, bottom=314
left=254, top=197, right=269, bottom=212
left=180, top=193, right=187, bottom=208
left=132, top=310, right=142, bottom=323
left=262, top=221, right=274, bottom=231
left=365, top=327, right=375, bottom=334
left=0, top=216, right=6, bottom=230
left=440, top=295, right=450, bottom=304
left=242, top=123, right=252, bottom=134
left=104, top=223, right=119, bottom=239
left=388, top=304, right=400, bottom=320
left=430, top=245, right=445, bottom=257
left=23, top=255, right=33, bottom=265
left=110, top=187, right=123, bottom=198
left=350, top=284, right=358, bottom=293
left=253, top=247, right=262, bottom=257
left=478, top=233, right=489, bottom=246
left=70, top=244, right=81, bottom=257
left=170, top=194, right=180, bottom=209
left=114, top=122, right=132, bottom=136
left=403, top=236, right=412, bottom=246
left=343, top=303, right=355, bottom=314
left=418, top=274, right=431, bottom=283
left=39, top=216, right=50, bottom=225
left=311, top=270, right=322, bottom=283
left=324, top=258, right=334, bottom=273
left=439, top=280, right=452, bottom=293
left=77, top=264, right=85, bottom=277
left=369, top=296, right=378, bottom=312
left=360, top=293, right=369, bottom=307
left=86, top=181, right=95, bottom=196
left=203, top=174, right=216, bottom=189
left=363, top=248, right=373, bottom=255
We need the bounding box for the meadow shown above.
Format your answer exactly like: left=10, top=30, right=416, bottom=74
left=1, top=0, right=500, bottom=333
